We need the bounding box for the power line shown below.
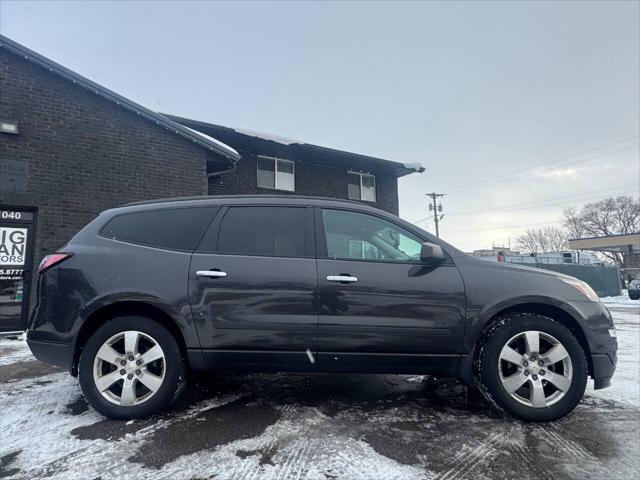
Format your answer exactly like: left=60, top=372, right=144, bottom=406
left=445, top=143, right=639, bottom=195
left=444, top=183, right=639, bottom=217
left=409, top=183, right=639, bottom=224
left=445, top=220, right=561, bottom=234
left=442, top=136, right=639, bottom=194
left=442, top=135, right=638, bottom=193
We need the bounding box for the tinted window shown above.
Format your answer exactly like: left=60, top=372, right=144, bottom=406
left=101, top=207, right=218, bottom=251
left=217, top=207, right=307, bottom=257
left=322, top=209, right=423, bottom=262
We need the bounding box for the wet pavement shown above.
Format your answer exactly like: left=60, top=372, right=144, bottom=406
left=0, top=299, right=638, bottom=479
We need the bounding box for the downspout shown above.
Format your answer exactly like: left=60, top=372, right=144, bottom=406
left=206, top=161, right=238, bottom=179
left=206, top=159, right=239, bottom=195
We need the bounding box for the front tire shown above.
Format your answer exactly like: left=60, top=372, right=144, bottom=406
left=79, top=316, right=186, bottom=420
left=477, top=314, right=588, bottom=421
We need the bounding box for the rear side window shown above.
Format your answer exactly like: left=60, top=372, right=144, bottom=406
left=100, top=207, right=218, bottom=251
left=217, top=206, right=307, bottom=257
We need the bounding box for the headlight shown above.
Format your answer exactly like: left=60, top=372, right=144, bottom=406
left=561, top=278, right=601, bottom=302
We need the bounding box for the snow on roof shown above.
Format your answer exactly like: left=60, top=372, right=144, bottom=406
left=183, top=126, right=239, bottom=157
left=402, top=162, right=426, bottom=173
left=230, top=127, right=302, bottom=146
left=231, top=127, right=425, bottom=174
left=232, top=127, right=425, bottom=173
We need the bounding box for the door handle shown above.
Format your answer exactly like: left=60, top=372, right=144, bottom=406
left=196, top=270, right=228, bottom=278
left=327, top=275, right=358, bottom=283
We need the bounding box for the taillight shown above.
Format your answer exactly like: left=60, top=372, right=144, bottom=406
left=38, top=253, right=73, bottom=273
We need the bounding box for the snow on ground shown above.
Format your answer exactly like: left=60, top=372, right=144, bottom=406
left=591, top=293, right=640, bottom=407
left=1, top=302, right=639, bottom=480
left=601, top=290, right=640, bottom=305
left=0, top=334, right=32, bottom=366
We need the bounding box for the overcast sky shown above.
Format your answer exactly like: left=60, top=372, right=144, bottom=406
left=2, top=0, right=638, bottom=251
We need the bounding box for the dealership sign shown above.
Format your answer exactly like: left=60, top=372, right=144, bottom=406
left=0, top=208, right=36, bottom=333
left=0, top=227, right=27, bottom=265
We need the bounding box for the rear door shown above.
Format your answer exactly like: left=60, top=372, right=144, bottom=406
left=189, top=204, right=318, bottom=369
left=315, top=207, right=466, bottom=372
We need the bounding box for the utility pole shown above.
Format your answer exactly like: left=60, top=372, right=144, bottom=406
left=426, top=193, right=445, bottom=237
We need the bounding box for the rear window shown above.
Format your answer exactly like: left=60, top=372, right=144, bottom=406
left=100, top=207, right=218, bottom=251
left=217, top=206, right=307, bottom=257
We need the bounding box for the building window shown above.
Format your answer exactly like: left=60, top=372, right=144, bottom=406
left=348, top=172, right=376, bottom=202
left=257, top=157, right=295, bottom=192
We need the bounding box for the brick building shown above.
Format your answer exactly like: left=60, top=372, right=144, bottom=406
left=0, top=35, right=239, bottom=266
left=0, top=35, right=423, bottom=328
left=166, top=115, right=423, bottom=216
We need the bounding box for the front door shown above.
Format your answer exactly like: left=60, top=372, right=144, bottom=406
left=315, top=207, right=465, bottom=372
left=189, top=205, right=318, bottom=369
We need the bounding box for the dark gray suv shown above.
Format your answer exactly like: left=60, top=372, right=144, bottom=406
left=27, top=195, right=617, bottom=421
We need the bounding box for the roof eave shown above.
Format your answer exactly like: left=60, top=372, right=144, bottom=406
left=165, top=114, right=425, bottom=178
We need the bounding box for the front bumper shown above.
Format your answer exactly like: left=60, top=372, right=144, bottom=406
left=591, top=351, right=617, bottom=389
left=565, top=300, right=618, bottom=390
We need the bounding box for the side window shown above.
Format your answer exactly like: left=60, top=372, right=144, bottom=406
left=322, top=209, right=423, bottom=262
left=347, top=172, right=376, bottom=202
left=217, top=206, right=307, bottom=257
left=100, top=207, right=218, bottom=251
left=257, top=157, right=295, bottom=192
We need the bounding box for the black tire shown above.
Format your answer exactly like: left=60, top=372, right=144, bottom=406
left=78, top=316, right=186, bottom=420
left=477, top=314, right=588, bottom=422
left=629, top=291, right=640, bottom=300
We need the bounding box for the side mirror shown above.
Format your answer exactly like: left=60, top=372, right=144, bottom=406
left=420, top=242, right=445, bottom=265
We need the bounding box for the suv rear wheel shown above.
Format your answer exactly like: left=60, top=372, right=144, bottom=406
left=477, top=314, right=588, bottom=421
left=78, top=316, right=186, bottom=419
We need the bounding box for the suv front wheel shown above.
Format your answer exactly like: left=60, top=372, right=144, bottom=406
left=477, top=314, right=588, bottom=422
left=78, top=316, right=186, bottom=419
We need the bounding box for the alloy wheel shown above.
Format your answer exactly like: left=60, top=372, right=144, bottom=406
left=498, top=330, right=573, bottom=408
left=92, top=330, right=166, bottom=406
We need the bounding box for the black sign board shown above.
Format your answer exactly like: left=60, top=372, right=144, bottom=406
left=0, top=205, right=37, bottom=333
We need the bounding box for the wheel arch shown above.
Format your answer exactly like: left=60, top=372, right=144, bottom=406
left=459, top=302, right=593, bottom=384
left=71, top=300, right=189, bottom=376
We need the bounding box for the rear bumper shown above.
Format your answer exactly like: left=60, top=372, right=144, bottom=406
left=26, top=330, right=74, bottom=373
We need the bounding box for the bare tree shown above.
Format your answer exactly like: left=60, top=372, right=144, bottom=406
left=561, top=195, right=640, bottom=269
left=516, top=226, right=568, bottom=253
left=563, top=206, right=585, bottom=240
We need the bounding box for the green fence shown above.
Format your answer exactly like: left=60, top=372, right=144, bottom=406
left=530, top=263, right=622, bottom=297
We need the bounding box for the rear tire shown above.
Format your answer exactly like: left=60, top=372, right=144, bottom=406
left=78, top=316, right=186, bottom=420
left=477, top=314, right=588, bottom=422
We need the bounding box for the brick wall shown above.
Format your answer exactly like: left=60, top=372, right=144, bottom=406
left=0, top=50, right=209, bottom=264
left=209, top=150, right=400, bottom=215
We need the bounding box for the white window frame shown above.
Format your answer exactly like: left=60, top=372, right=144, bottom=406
left=348, top=171, right=376, bottom=202
left=257, top=156, right=295, bottom=192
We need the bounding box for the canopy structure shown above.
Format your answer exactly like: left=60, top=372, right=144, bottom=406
left=568, top=233, right=640, bottom=254
left=569, top=233, right=640, bottom=280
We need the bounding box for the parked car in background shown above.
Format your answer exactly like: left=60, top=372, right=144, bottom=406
left=629, top=274, right=640, bottom=300
left=27, top=196, right=617, bottom=422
